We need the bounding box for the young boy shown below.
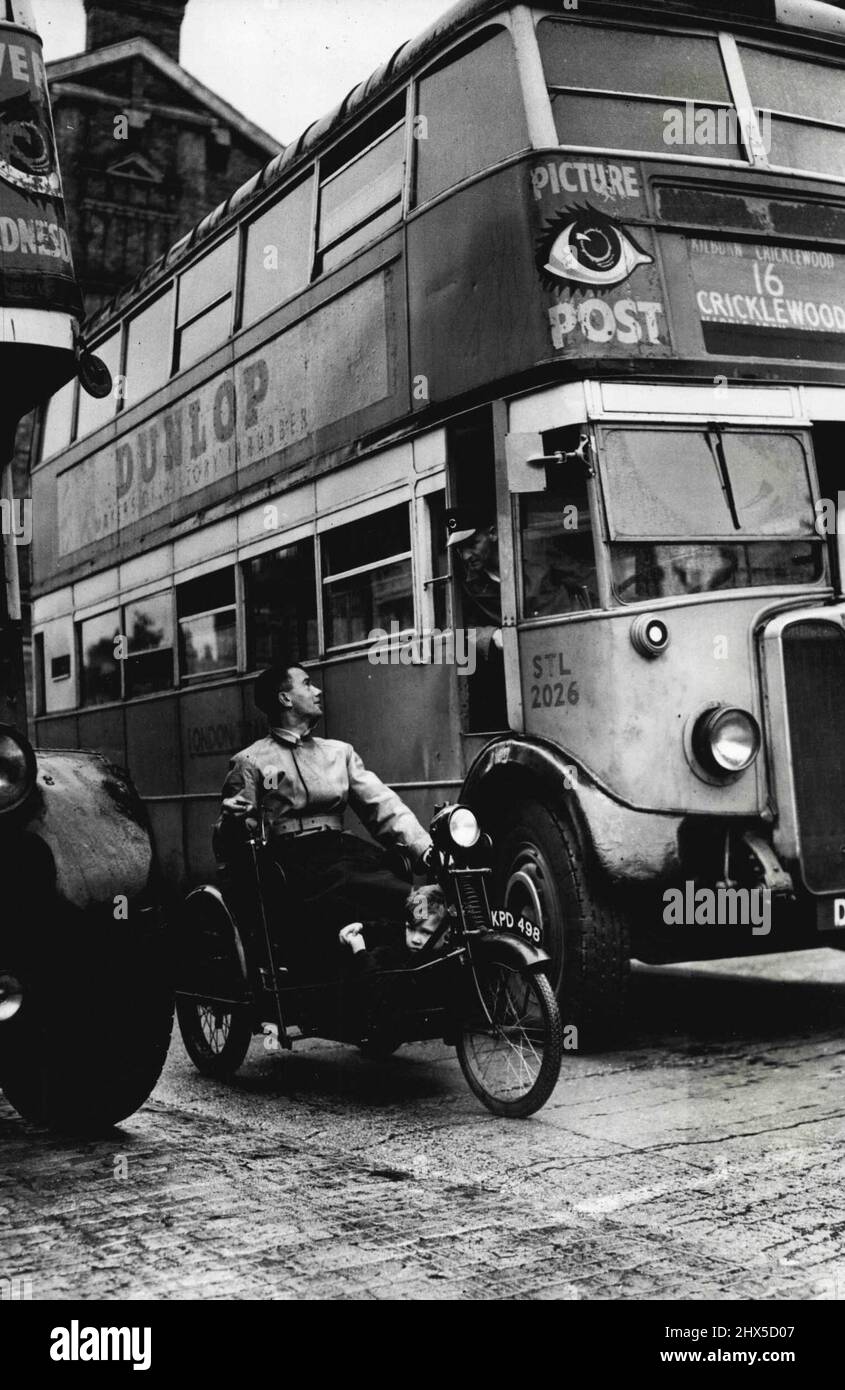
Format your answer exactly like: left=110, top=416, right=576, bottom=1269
left=339, top=884, right=450, bottom=962
left=338, top=885, right=452, bottom=1038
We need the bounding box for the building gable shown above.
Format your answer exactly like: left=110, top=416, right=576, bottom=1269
left=48, top=39, right=280, bottom=157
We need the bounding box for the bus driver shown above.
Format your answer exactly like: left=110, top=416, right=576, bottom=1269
left=446, top=508, right=503, bottom=654
left=218, top=661, right=433, bottom=973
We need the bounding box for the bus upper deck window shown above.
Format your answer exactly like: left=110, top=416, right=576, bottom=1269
left=738, top=44, right=845, bottom=177
left=40, top=378, right=76, bottom=461
left=244, top=539, right=318, bottom=669
left=321, top=503, right=413, bottom=650
left=176, top=236, right=236, bottom=372
left=125, top=289, right=175, bottom=405
left=316, top=98, right=405, bottom=275
left=177, top=569, right=237, bottom=680
left=538, top=19, right=741, bottom=160
left=242, top=175, right=314, bottom=326
left=414, top=27, right=528, bottom=207
left=76, top=332, right=120, bottom=439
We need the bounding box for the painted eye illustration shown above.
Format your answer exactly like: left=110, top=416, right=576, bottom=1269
left=0, top=91, right=59, bottom=196
left=536, top=205, right=652, bottom=293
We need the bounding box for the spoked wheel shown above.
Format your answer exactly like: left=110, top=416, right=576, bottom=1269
left=176, top=999, right=252, bottom=1079
left=176, top=886, right=254, bottom=1079
left=456, top=961, right=563, bottom=1118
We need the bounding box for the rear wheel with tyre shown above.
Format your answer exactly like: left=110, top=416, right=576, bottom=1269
left=494, top=798, right=629, bottom=1046
left=176, top=886, right=254, bottom=1079
left=456, top=960, right=562, bottom=1118
left=176, top=998, right=252, bottom=1078
left=0, top=902, right=174, bottom=1133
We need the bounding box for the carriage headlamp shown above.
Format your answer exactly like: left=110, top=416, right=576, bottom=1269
left=449, top=807, right=480, bottom=848
left=0, top=726, right=36, bottom=813
left=693, top=706, right=761, bottom=776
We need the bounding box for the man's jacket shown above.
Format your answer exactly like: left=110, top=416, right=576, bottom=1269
left=220, top=726, right=431, bottom=862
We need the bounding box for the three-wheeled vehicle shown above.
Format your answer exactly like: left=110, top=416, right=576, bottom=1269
left=176, top=804, right=563, bottom=1118
left=0, top=0, right=172, bottom=1131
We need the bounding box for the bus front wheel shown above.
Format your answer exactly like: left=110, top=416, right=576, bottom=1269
left=494, top=798, right=629, bottom=1047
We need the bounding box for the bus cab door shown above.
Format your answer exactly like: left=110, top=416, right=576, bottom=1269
left=503, top=415, right=604, bottom=737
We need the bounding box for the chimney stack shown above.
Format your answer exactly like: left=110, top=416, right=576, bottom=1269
left=83, top=1, right=189, bottom=64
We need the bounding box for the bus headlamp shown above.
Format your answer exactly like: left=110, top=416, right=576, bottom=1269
left=693, top=706, right=761, bottom=776
left=449, top=807, right=480, bottom=848
left=0, top=726, right=37, bottom=813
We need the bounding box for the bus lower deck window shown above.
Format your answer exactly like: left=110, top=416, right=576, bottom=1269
left=321, top=504, right=413, bottom=649
left=244, top=540, right=318, bottom=669
left=178, top=569, right=237, bottom=680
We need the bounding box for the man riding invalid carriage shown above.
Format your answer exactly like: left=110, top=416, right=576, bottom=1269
left=217, top=661, right=433, bottom=974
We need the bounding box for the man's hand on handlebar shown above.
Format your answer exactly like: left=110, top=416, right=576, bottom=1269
left=222, top=794, right=257, bottom=818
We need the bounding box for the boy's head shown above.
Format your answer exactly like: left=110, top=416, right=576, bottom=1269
left=404, top=884, right=449, bottom=954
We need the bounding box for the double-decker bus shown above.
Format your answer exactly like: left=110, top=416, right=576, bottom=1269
left=0, top=0, right=172, bottom=1130
left=30, top=0, right=845, bottom=1040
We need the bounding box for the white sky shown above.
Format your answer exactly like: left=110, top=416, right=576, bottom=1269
left=30, top=0, right=454, bottom=145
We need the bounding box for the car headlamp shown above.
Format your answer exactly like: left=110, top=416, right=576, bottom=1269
left=692, top=706, right=761, bottom=776
left=0, top=972, right=23, bottom=1023
left=0, top=725, right=37, bottom=813
left=449, top=806, right=480, bottom=848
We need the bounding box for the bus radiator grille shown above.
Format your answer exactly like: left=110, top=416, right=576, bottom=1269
left=781, top=619, right=845, bottom=894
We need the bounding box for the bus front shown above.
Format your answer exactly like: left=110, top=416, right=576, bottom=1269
left=448, top=0, right=845, bottom=1034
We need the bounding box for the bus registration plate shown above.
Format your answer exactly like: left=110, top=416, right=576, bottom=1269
left=816, top=896, right=845, bottom=933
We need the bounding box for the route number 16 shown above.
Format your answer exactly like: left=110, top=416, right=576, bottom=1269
left=751, top=262, right=784, bottom=299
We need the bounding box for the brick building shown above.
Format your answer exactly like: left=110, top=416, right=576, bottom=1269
left=49, top=0, right=281, bottom=316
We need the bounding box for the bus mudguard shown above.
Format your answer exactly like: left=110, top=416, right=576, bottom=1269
left=461, top=735, right=682, bottom=885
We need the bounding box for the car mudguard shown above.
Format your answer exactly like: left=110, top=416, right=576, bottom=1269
left=7, top=750, right=156, bottom=915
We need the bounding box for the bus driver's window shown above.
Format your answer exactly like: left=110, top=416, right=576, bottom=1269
left=446, top=408, right=507, bottom=732
left=520, top=464, right=599, bottom=619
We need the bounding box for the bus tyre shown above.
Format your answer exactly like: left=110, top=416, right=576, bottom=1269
left=176, top=999, right=252, bottom=1079
left=494, top=799, right=629, bottom=1047
left=0, top=907, right=173, bottom=1133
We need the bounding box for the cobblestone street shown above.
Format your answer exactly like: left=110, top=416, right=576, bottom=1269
left=4, top=950, right=845, bottom=1301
